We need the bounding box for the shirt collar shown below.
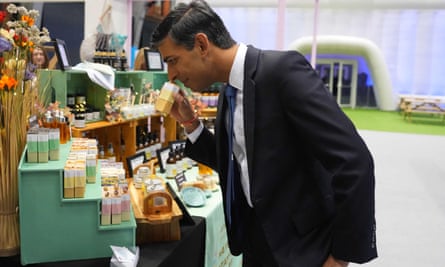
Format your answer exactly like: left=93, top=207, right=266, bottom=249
left=228, top=43, right=247, bottom=90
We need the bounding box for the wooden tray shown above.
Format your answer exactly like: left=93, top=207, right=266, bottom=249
left=128, top=179, right=182, bottom=243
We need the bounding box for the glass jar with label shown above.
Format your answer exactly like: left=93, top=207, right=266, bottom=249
left=165, top=151, right=177, bottom=179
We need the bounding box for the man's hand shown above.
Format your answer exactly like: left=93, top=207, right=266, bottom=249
left=171, top=89, right=195, bottom=122
left=171, top=89, right=200, bottom=133
left=322, top=255, right=349, bottom=267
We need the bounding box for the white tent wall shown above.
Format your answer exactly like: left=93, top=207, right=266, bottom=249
left=210, top=3, right=445, bottom=98
left=20, top=0, right=445, bottom=97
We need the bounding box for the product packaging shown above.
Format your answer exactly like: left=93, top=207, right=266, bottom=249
left=154, top=82, right=180, bottom=115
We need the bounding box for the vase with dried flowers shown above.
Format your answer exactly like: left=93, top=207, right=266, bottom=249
left=0, top=4, right=50, bottom=256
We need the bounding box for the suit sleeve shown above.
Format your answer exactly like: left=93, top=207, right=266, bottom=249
left=184, top=126, right=218, bottom=171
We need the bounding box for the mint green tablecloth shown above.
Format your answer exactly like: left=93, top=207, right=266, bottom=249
left=165, top=167, right=242, bottom=267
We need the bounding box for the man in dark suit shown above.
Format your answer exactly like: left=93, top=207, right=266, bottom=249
left=151, top=1, right=377, bottom=266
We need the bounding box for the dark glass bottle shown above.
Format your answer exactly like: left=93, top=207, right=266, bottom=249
left=165, top=151, right=177, bottom=179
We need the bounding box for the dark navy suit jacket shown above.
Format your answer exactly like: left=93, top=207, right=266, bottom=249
left=185, top=46, right=377, bottom=267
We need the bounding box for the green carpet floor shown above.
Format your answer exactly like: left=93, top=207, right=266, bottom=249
left=342, top=108, right=445, bottom=136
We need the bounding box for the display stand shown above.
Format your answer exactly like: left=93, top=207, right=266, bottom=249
left=16, top=69, right=182, bottom=265
left=38, top=69, right=177, bottom=175
left=18, top=143, right=136, bottom=265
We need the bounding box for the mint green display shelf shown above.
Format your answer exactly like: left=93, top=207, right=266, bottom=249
left=18, top=143, right=136, bottom=265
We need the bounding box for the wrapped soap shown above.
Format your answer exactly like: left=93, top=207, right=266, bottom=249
left=120, top=184, right=131, bottom=221
left=74, top=164, right=86, bottom=198
left=63, top=166, right=75, bottom=199
left=86, top=154, right=97, bottom=184
left=37, top=129, right=49, bottom=163
left=27, top=130, right=38, bottom=163
left=101, top=188, right=112, bottom=225
left=111, top=194, right=122, bottom=225
left=48, top=128, right=60, bottom=161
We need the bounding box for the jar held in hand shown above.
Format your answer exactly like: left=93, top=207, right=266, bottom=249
left=155, top=82, right=180, bottom=115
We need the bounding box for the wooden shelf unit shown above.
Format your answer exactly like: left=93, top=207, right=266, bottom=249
left=38, top=69, right=178, bottom=174
left=71, top=114, right=177, bottom=174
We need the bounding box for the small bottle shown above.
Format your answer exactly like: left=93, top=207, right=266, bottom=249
left=165, top=151, right=177, bottom=179
left=64, top=118, right=71, bottom=143
left=143, top=131, right=149, bottom=147
left=149, top=132, right=155, bottom=146
left=110, top=49, right=118, bottom=69
left=58, top=114, right=67, bottom=144
left=153, top=131, right=160, bottom=144
left=137, top=126, right=144, bottom=149
left=98, top=145, right=106, bottom=159
left=74, top=103, right=86, bottom=128
left=51, top=111, right=59, bottom=129
left=106, top=143, right=116, bottom=162
left=103, top=50, right=112, bottom=66
left=96, top=50, right=104, bottom=64
left=120, top=50, right=128, bottom=71
left=43, top=111, right=53, bottom=128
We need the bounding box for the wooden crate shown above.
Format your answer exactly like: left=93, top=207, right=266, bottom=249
left=128, top=180, right=182, bottom=244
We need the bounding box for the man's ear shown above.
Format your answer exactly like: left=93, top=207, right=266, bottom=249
left=195, top=33, right=209, bottom=54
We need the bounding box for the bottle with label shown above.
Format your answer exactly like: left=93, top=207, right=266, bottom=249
left=106, top=143, right=116, bottom=162
left=143, top=130, right=150, bottom=147
left=136, top=126, right=144, bottom=149
left=165, top=151, right=177, bottom=179
left=64, top=118, right=71, bottom=143
left=120, top=49, right=128, bottom=71
left=98, top=145, right=106, bottom=160
left=57, top=113, right=67, bottom=144
left=74, top=103, right=86, bottom=128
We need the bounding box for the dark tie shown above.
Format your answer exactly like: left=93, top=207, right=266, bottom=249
left=225, top=84, right=237, bottom=230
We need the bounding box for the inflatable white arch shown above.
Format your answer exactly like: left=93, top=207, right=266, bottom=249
left=289, top=35, right=397, bottom=111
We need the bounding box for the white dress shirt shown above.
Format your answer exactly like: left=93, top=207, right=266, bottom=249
left=187, top=43, right=253, bottom=207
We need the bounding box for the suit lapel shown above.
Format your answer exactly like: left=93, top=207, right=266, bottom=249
left=215, top=86, right=228, bottom=174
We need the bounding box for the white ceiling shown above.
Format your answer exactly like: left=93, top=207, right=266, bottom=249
left=204, top=0, right=445, bottom=9
left=10, top=0, right=445, bottom=9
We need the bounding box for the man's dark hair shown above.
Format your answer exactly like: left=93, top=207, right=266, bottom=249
left=151, top=0, right=236, bottom=50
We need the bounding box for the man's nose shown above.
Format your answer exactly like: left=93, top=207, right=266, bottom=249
left=167, top=67, right=178, bottom=82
